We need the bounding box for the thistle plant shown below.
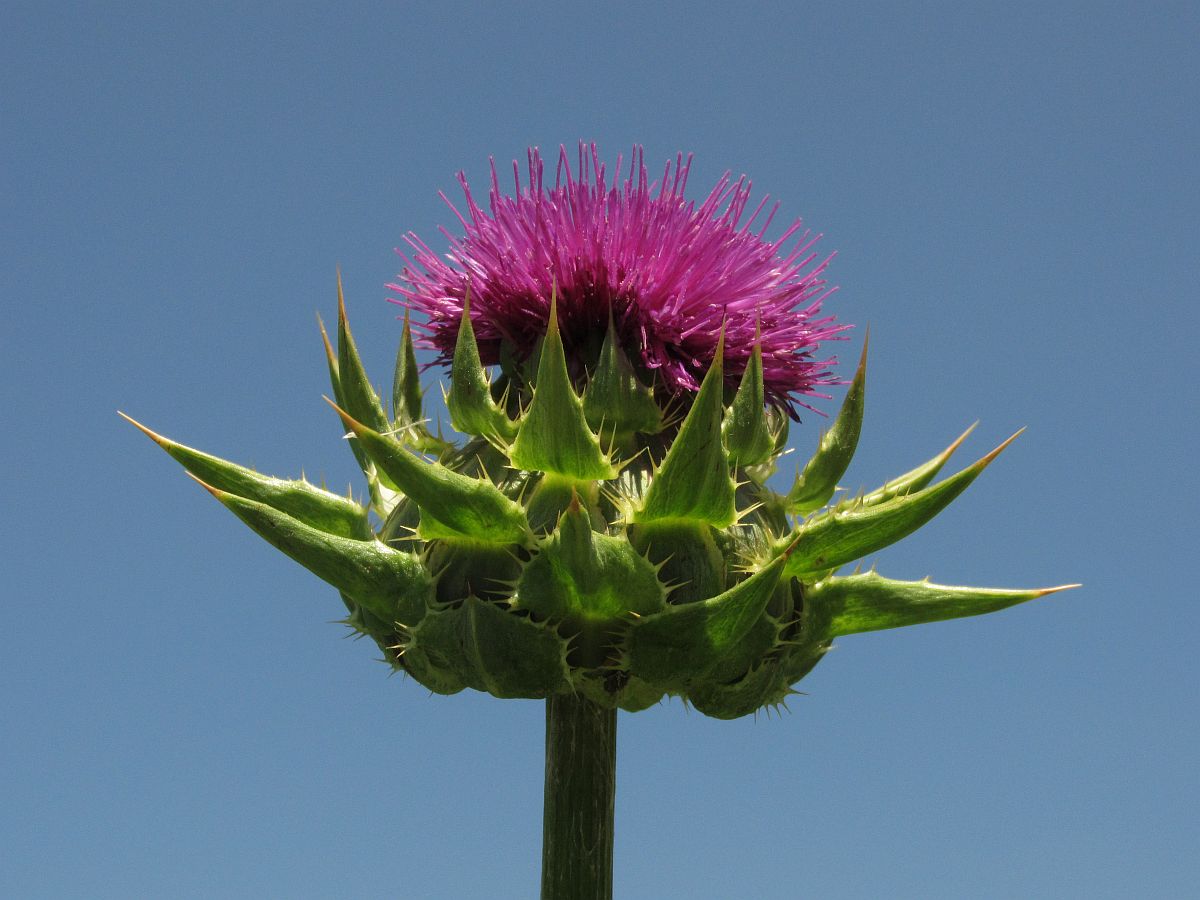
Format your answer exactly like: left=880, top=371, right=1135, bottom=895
left=124, top=144, right=1075, bottom=900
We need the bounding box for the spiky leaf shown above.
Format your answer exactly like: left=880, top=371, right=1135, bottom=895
left=627, top=521, right=726, bottom=607
left=197, top=480, right=429, bottom=625
left=392, top=308, right=423, bottom=425
left=787, top=336, right=868, bottom=513
left=389, top=308, right=450, bottom=454
left=425, top=539, right=523, bottom=606
left=405, top=597, right=570, bottom=699
left=509, top=293, right=616, bottom=480
left=447, top=296, right=518, bottom=444
left=330, top=402, right=531, bottom=546
left=582, top=315, right=662, bottom=445
left=807, top=571, right=1078, bottom=636
left=624, top=555, right=786, bottom=688
left=121, top=413, right=371, bottom=540
left=723, top=341, right=774, bottom=467
left=782, top=430, right=1022, bottom=578
left=517, top=499, right=665, bottom=667
left=860, top=423, right=976, bottom=508
left=687, top=658, right=788, bottom=720
left=335, top=272, right=390, bottom=436
left=319, top=311, right=386, bottom=506
left=634, top=333, right=736, bottom=527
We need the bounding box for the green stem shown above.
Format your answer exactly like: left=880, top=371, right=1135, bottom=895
left=541, top=693, right=617, bottom=900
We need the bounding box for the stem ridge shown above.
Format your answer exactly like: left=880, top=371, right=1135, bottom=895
left=542, top=694, right=617, bottom=900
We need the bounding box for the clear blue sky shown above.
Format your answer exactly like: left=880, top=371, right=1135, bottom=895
left=3, top=2, right=1196, bottom=897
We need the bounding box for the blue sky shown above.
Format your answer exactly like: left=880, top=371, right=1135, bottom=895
left=3, top=2, right=1196, bottom=897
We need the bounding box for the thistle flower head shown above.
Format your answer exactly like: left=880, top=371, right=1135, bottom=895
left=124, top=143, right=1074, bottom=725
left=389, top=143, right=847, bottom=414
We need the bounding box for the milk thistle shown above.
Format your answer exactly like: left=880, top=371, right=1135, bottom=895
left=124, top=143, right=1075, bottom=899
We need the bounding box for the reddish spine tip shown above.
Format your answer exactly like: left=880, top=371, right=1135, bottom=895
left=712, top=322, right=727, bottom=371
left=780, top=529, right=805, bottom=559
left=336, top=267, right=348, bottom=321
left=1036, top=583, right=1083, bottom=597
left=316, top=313, right=335, bottom=360
left=546, top=279, right=560, bottom=336
left=183, top=470, right=226, bottom=499
left=942, top=421, right=980, bottom=460
left=322, top=395, right=361, bottom=433
left=117, top=410, right=171, bottom=449
left=977, top=427, right=1026, bottom=468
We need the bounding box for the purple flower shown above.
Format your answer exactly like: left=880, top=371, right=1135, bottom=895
left=389, top=143, right=847, bottom=415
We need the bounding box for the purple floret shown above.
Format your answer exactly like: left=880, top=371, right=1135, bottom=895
left=389, top=143, right=848, bottom=415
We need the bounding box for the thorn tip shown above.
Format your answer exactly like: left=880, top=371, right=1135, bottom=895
left=1036, top=583, right=1082, bottom=597
left=979, top=427, right=1025, bottom=466
left=183, top=470, right=224, bottom=499
left=118, top=411, right=171, bottom=448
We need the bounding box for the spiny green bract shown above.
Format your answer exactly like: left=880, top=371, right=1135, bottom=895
left=123, top=280, right=1076, bottom=720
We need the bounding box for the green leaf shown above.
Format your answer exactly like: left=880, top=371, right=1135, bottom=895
left=424, top=538, right=523, bottom=606
left=687, top=658, right=788, bottom=720
left=860, top=422, right=976, bottom=508
left=318, top=311, right=381, bottom=500
left=509, top=290, right=617, bottom=480
left=195, top=478, right=429, bottom=626
left=318, top=297, right=402, bottom=516
left=523, top=472, right=584, bottom=534
left=624, top=554, right=786, bottom=689
left=806, top=571, right=1079, bottom=637
left=627, top=520, right=726, bottom=607
left=634, top=331, right=736, bottom=527
left=121, top=412, right=372, bottom=541
left=405, top=597, right=570, bottom=699
left=722, top=339, right=774, bottom=467
left=582, top=315, right=662, bottom=446
left=782, top=430, right=1023, bottom=578
left=447, top=293, right=518, bottom=444
left=517, top=497, right=666, bottom=667
left=786, top=335, right=869, bottom=514
left=329, top=400, right=531, bottom=546
left=335, top=271, right=391, bottom=436
left=340, top=589, right=405, bottom=651
left=389, top=307, right=451, bottom=455
left=317, top=312, right=343, bottom=406
left=392, top=307, right=424, bottom=429
left=777, top=636, right=832, bottom=692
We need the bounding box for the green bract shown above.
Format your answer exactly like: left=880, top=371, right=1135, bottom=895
left=123, top=281, right=1075, bottom=720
